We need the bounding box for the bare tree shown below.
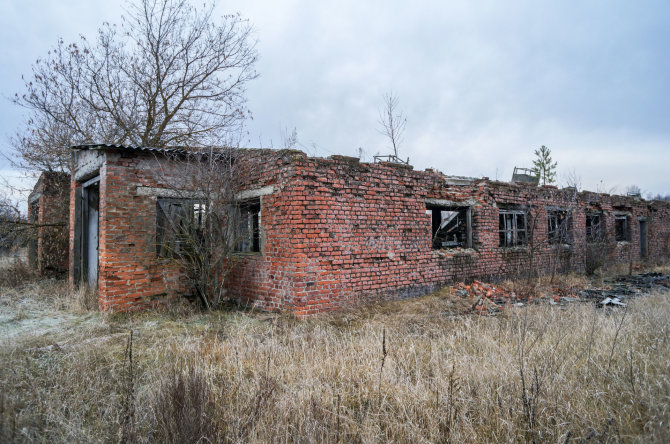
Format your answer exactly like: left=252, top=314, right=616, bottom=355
left=0, top=194, right=26, bottom=255
left=281, top=127, right=299, bottom=149
left=649, top=193, right=670, bottom=202
left=377, top=92, right=407, bottom=163
left=152, top=146, right=268, bottom=309
left=12, top=0, right=258, bottom=172
left=562, top=169, right=582, bottom=191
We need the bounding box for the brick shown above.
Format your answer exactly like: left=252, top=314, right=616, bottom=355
left=60, top=145, right=670, bottom=316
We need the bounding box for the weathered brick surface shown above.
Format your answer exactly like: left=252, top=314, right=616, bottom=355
left=28, top=172, right=69, bottom=276
left=227, top=154, right=670, bottom=316
left=68, top=147, right=670, bottom=315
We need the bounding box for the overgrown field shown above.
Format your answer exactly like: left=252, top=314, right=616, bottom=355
left=1, top=265, right=670, bottom=443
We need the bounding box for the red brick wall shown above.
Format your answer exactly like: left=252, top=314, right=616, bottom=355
left=28, top=172, right=69, bottom=276
left=68, top=177, right=78, bottom=285
left=228, top=154, right=670, bottom=316
left=69, top=148, right=297, bottom=310
left=69, top=148, right=670, bottom=315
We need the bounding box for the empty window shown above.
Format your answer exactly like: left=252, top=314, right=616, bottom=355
left=499, top=209, right=527, bottom=247
left=586, top=213, right=604, bottom=243
left=235, top=198, right=261, bottom=253
left=426, top=206, right=471, bottom=249
left=615, top=215, right=631, bottom=242
left=156, top=198, right=205, bottom=258
left=548, top=211, right=571, bottom=244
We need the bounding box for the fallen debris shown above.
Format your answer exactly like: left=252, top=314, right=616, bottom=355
left=454, top=280, right=518, bottom=315
left=452, top=272, right=670, bottom=315
left=600, top=297, right=626, bottom=307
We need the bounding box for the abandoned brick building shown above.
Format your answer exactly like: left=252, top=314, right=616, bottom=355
left=28, top=171, right=70, bottom=276
left=67, top=144, right=670, bottom=315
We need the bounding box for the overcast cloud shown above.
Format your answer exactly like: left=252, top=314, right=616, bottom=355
left=1, top=0, right=668, bottom=203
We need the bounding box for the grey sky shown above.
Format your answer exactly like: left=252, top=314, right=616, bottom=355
left=1, top=0, right=669, bottom=202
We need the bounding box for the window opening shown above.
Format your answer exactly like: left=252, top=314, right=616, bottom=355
left=156, top=198, right=206, bottom=258
left=586, top=212, right=604, bottom=243
left=615, top=215, right=631, bottom=242
left=499, top=209, right=527, bottom=247
left=426, top=206, right=471, bottom=249
left=235, top=198, right=261, bottom=253
left=548, top=210, right=571, bottom=244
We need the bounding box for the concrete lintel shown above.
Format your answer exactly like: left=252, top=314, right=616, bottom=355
left=236, top=186, right=275, bottom=201
left=81, top=176, right=100, bottom=189
left=73, top=150, right=104, bottom=182
left=424, top=198, right=477, bottom=207
left=28, top=192, right=42, bottom=204
left=546, top=205, right=571, bottom=212
left=136, top=186, right=204, bottom=199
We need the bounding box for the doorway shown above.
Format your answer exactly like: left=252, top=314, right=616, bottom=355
left=81, top=179, right=100, bottom=287
left=639, top=219, right=648, bottom=259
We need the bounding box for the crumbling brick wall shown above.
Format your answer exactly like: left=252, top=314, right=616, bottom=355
left=69, top=146, right=670, bottom=315
left=28, top=171, right=69, bottom=276
left=227, top=153, right=670, bottom=315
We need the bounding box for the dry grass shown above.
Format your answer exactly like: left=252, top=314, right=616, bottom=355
left=0, top=259, right=35, bottom=288
left=1, top=276, right=670, bottom=443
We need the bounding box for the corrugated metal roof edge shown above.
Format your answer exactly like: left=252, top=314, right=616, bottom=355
left=69, top=144, right=281, bottom=156
left=70, top=143, right=190, bottom=154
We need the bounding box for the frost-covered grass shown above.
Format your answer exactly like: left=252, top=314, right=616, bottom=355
left=1, top=269, right=670, bottom=443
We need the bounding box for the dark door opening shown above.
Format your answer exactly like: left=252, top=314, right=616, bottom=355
left=639, top=219, right=648, bottom=259
left=82, top=181, right=100, bottom=287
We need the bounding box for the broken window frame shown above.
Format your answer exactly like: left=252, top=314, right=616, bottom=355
left=499, top=208, right=528, bottom=248
left=426, top=205, right=472, bottom=249
left=547, top=210, right=572, bottom=245
left=585, top=212, right=605, bottom=243
left=233, top=198, right=261, bottom=253
left=614, top=214, right=631, bottom=242
left=156, top=197, right=207, bottom=258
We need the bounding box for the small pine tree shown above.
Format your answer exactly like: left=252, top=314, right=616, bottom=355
left=532, top=145, right=557, bottom=185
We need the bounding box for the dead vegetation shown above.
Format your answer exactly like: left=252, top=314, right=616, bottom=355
left=0, top=259, right=35, bottom=288
left=1, top=268, right=670, bottom=442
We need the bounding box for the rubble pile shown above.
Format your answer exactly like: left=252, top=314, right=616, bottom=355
left=453, top=280, right=520, bottom=314
left=452, top=272, right=670, bottom=315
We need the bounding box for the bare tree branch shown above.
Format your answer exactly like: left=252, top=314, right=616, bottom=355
left=12, top=0, right=258, bottom=172
left=377, top=92, right=406, bottom=159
